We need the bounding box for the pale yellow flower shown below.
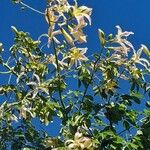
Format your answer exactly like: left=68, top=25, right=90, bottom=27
left=71, top=5, right=92, bottom=25
left=64, top=47, right=88, bottom=66
left=65, top=131, right=93, bottom=150
left=69, top=18, right=87, bottom=43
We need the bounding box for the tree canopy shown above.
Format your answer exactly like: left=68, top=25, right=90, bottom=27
left=0, top=0, right=150, bottom=149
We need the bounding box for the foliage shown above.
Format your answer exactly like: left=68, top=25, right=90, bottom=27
left=0, top=0, right=150, bottom=149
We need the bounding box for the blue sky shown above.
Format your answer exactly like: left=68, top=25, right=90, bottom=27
left=0, top=0, right=150, bottom=136
left=1, top=0, right=150, bottom=53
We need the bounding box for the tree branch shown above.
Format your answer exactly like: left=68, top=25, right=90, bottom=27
left=52, top=39, right=66, bottom=111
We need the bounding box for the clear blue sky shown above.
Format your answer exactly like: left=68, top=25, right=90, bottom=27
left=0, top=0, right=150, bottom=136
left=1, top=0, right=150, bottom=53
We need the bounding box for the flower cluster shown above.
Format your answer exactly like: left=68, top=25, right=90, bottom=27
left=43, top=0, right=92, bottom=67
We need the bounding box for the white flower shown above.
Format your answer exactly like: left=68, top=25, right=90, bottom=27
left=109, top=53, right=128, bottom=65
left=46, top=54, right=68, bottom=70
left=132, top=44, right=150, bottom=70
left=111, top=25, right=134, bottom=55
left=27, top=74, right=49, bottom=98
left=111, top=45, right=130, bottom=55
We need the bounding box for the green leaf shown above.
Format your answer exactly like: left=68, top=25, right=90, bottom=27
left=107, top=34, right=113, bottom=41
left=144, top=109, right=150, bottom=117
left=123, top=120, right=130, bottom=130
left=130, top=92, right=143, bottom=99
left=121, top=94, right=141, bottom=104
left=85, top=95, right=93, bottom=101
left=25, top=132, right=33, bottom=143
left=128, top=142, right=139, bottom=149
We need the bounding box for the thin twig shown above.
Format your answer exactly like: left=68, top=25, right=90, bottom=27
left=20, top=1, right=45, bottom=15
left=0, top=71, right=11, bottom=74
left=3, top=63, right=16, bottom=76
